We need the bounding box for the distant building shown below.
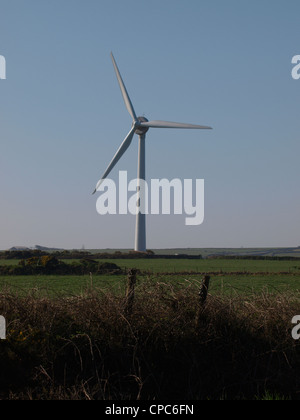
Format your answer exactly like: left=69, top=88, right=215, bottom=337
left=9, top=246, right=30, bottom=251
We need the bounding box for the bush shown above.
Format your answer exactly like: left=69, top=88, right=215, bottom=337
left=0, top=285, right=299, bottom=400
left=0, top=258, right=123, bottom=276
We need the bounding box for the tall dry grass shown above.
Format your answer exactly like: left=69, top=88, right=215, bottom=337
left=0, top=279, right=299, bottom=400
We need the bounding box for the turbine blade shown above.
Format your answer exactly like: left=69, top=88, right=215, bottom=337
left=140, top=120, right=212, bottom=130
left=93, top=127, right=135, bottom=194
left=111, top=52, right=138, bottom=123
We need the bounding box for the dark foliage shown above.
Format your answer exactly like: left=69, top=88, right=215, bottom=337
left=0, top=257, right=123, bottom=276
left=0, top=285, right=299, bottom=400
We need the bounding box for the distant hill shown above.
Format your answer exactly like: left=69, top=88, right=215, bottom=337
left=8, top=245, right=64, bottom=252
left=6, top=246, right=300, bottom=258
left=201, top=247, right=300, bottom=258
left=33, top=245, right=64, bottom=252
left=87, top=247, right=300, bottom=258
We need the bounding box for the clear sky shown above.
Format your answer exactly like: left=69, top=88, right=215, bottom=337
left=0, top=0, right=299, bottom=250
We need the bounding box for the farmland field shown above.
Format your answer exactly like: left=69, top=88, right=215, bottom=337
left=61, top=258, right=300, bottom=274
left=0, top=258, right=300, bottom=297
left=1, top=257, right=300, bottom=273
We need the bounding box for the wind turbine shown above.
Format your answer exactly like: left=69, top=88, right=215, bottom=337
left=93, top=53, right=212, bottom=252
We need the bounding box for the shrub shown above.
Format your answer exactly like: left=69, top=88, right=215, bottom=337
left=0, top=285, right=299, bottom=400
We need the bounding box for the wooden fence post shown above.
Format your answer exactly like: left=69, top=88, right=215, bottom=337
left=199, top=275, right=211, bottom=306
left=195, top=275, right=211, bottom=327
left=125, top=269, right=137, bottom=316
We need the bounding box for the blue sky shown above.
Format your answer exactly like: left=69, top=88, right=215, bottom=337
left=0, top=0, right=299, bottom=250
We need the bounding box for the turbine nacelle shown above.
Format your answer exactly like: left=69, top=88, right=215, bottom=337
left=134, top=117, right=150, bottom=136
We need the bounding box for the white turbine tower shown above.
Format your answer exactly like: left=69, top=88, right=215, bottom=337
left=93, top=53, right=212, bottom=252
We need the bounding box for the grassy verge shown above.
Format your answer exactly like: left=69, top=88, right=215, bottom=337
left=0, top=280, right=299, bottom=400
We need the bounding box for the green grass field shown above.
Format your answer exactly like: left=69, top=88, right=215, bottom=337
left=94, top=258, right=300, bottom=274
left=0, top=258, right=299, bottom=297
left=2, top=257, right=300, bottom=272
